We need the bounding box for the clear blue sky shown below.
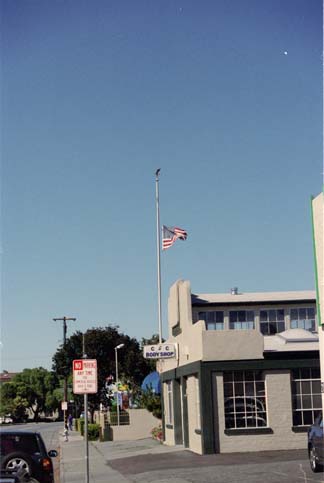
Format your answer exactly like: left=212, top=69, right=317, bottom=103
left=1, top=0, right=322, bottom=372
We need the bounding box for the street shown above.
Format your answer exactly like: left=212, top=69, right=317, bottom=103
left=2, top=423, right=324, bottom=483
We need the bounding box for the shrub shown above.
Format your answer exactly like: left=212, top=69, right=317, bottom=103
left=140, top=389, right=162, bottom=419
left=88, top=423, right=100, bottom=441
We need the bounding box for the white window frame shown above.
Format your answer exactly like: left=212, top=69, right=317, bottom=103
left=223, top=370, right=267, bottom=429
left=291, top=367, right=322, bottom=426
left=290, top=307, right=316, bottom=332
left=229, top=310, right=255, bottom=330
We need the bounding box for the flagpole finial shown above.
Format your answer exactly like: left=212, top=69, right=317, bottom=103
left=155, top=168, right=161, bottom=178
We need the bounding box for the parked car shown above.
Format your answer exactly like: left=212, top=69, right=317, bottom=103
left=308, top=412, right=323, bottom=472
left=0, top=417, right=13, bottom=425
left=0, top=431, right=58, bottom=483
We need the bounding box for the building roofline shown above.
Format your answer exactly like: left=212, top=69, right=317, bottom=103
left=191, top=290, right=316, bottom=306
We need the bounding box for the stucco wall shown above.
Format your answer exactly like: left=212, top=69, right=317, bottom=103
left=202, top=330, right=264, bottom=361
left=214, top=371, right=308, bottom=453
left=186, top=375, right=203, bottom=454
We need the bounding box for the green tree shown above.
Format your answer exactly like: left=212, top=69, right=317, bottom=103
left=52, top=326, right=153, bottom=419
left=0, top=368, right=60, bottom=421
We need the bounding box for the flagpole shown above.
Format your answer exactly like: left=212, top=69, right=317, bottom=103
left=155, top=168, right=162, bottom=344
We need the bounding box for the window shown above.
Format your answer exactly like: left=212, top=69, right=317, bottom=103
left=229, top=310, right=254, bottom=330
left=291, top=367, right=322, bottom=426
left=194, top=376, right=201, bottom=430
left=199, top=311, right=224, bottom=330
left=223, top=371, right=267, bottom=429
left=260, top=309, right=285, bottom=335
left=290, top=307, right=316, bottom=332
left=166, top=381, right=173, bottom=425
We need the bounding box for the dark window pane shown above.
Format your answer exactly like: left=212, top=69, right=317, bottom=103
left=277, top=309, right=284, bottom=320
left=234, top=371, right=243, bottom=382
left=292, top=368, right=300, bottom=380
left=236, top=416, right=245, bottom=428
left=245, top=382, right=255, bottom=396
left=299, top=308, right=306, bottom=319
left=238, top=311, right=245, bottom=322
left=207, top=312, right=215, bottom=323
left=216, top=312, right=224, bottom=323
left=307, top=307, right=315, bottom=318
left=277, top=322, right=285, bottom=333
left=311, top=380, right=321, bottom=394
left=260, top=322, right=268, bottom=335
left=269, top=310, right=276, bottom=322
left=229, top=312, right=237, bottom=323
left=247, top=311, right=254, bottom=321
left=256, top=382, right=265, bottom=396
left=301, top=381, right=311, bottom=394
left=303, top=411, right=313, bottom=425
left=198, top=312, right=206, bottom=321
left=291, top=381, right=297, bottom=395
left=269, top=322, right=277, bottom=334
left=294, top=395, right=302, bottom=409
left=293, top=412, right=302, bottom=426
left=224, top=383, right=233, bottom=397
left=245, top=371, right=254, bottom=381
left=258, top=412, right=267, bottom=426
left=234, top=383, right=244, bottom=396
left=225, top=416, right=233, bottom=429
left=311, top=367, right=320, bottom=379
left=312, top=395, right=322, bottom=409
left=291, top=309, right=298, bottom=320
left=223, top=372, right=233, bottom=383
left=302, top=395, right=312, bottom=409
left=256, top=397, right=266, bottom=412
left=260, top=311, right=267, bottom=322
left=300, top=368, right=311, bottom=379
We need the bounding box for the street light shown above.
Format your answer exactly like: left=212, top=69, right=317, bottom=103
left=115, top=343, right=125, bottom=426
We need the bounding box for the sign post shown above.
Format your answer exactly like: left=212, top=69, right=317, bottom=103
left=73, top=359, right=98, bottom=483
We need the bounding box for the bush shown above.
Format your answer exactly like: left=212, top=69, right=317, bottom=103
left=78, top=419, right=99, bottom=440
left=88, top=423, right=100, bottom=441
left=140, top=389, right=162, bottom=419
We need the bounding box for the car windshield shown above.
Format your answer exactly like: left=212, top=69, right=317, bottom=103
left=0, top=434, right=39, bottom=456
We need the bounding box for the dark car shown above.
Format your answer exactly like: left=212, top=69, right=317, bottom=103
left=0, top=431, right=58, bottom=483
left=308, top=413, right=324, bottom=473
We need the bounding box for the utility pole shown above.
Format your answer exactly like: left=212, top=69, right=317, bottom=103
left=53, top=316, right=76, bottom=426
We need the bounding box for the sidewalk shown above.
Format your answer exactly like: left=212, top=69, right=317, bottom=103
left=59, top=430, right=185, bottom=483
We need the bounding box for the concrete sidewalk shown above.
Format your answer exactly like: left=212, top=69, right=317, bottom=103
left=59, top=430, right=185, bottom=483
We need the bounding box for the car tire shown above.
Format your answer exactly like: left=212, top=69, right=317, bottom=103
left=309, top=445, right=323, bottom=473
left=1, top=451, right=34, bottom=475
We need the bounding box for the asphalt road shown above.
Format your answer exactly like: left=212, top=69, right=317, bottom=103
left=109, top=448, right=324, bottom=483
left=2, top=423, right=324, bottom=483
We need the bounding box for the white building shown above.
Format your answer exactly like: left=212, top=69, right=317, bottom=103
left=160, top=280, right=320, bottom=454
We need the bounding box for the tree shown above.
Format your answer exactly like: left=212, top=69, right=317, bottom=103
left=52, top=326, right=153, bottom=418
left=0, top=368, right=60, bottom=421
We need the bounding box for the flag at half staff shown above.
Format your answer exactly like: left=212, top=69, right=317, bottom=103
left=162, top=225, right=188, bottom=250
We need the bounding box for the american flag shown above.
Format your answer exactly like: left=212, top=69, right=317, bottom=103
left=162, top=225, right=188, bottom=250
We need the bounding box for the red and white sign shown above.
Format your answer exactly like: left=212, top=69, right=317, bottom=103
left=73, top=359, right=98, bottom=394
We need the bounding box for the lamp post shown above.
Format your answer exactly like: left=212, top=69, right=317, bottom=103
left=53, top=316, right=76, bottom=427
left=115, top=343, right=124, bottom=426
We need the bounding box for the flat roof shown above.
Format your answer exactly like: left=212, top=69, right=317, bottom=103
left=192, top=290, right=316, bottom=305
